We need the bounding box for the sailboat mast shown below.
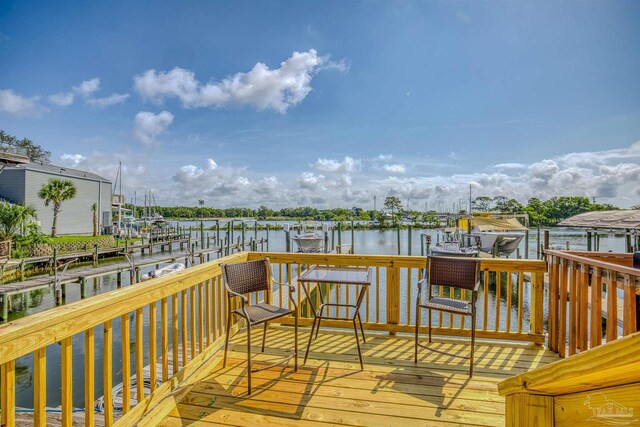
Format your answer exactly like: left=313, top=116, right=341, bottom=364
left=467, top=184, right=472, bottom=235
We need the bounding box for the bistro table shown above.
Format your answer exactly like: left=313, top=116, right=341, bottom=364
left=298, top=265, right=371, bottom=369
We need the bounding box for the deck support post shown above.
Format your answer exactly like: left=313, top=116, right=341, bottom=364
left=1, top=295, right=7, bottom=322
left=386, top=266, right=400, bottom=335
left=80, top=277, right=86, bottom=299
left=117, top=272, right=122, bottom=287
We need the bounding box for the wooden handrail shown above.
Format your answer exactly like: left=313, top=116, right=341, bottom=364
left=248, top=252, right=546, bottom=343
left=0, top=252, right=247, bottom=365
left=545, top=249, right=640, bottom=279
left=0, top=251, right=547, bottom=426
left=499, top=332, right=640, bottom=426
left=499, top=331, right=640, bottom=396
left=545, top=249, right=640, bottom=358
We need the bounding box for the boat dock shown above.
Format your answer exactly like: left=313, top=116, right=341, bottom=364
left=0, top=237, right=268, bottom=322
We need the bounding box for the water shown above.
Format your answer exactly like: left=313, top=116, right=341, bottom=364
left=6, top=223, right=631, bottom=408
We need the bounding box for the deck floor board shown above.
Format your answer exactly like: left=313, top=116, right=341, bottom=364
left=159, top=326, right=558, bottom=427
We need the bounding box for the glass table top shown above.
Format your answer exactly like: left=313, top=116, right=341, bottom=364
left=298, top=265, right=371, bottom=285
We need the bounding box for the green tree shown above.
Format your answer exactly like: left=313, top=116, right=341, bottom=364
left=257, top=205, right=272, bottom=220
left=525, top=198, right=549, bottom=226
left=501, top=198, right=525, bottom=214
left=421, top=211, right=440, bottom=227
left=359, top=210, right=372, bottom=221
left=0, top=130, right=52, bottom=163
left=493, top=196, right=508, bottom=212
left=0, top=202, right=37, bottom=243
left=383, top=196, right=403, bottom=223
left=38, top=179, right=77, bottom=237
left=472, top=196, right=492, bottom=212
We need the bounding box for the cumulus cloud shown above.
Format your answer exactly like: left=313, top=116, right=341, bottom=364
left=48, top=92, right=74, bottom=107
left=59, top=140, right=640, bottom=209
left=86, top=93, right=129, bottom=108
left=0, top=89, right=40, bottom=115
left=134, top=111, right=174, bottom=145
left=134, top=49, right=347, bottom=113
left=74, top=78, right=101, bottom=96
left=48, top=78, right=129, bottom=108
left=313, top=156, right=360, bottom=173
left=297, top=172, right=325, bottom=190
left=383, top=163, right=406, bottom=174
left=59, top=150, right=148, bottom=194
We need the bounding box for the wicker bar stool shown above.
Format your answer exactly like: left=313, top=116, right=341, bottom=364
left=414, top=256, right=481, bottom=376
left=222, top=258, right=298, bottom=395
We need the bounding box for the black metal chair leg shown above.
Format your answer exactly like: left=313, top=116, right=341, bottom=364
left=414, top=307, right=420, bottom=363
left=247, top=323, right=252, bottom=395
left=428, top=308, right=432, bottom=343
left=223, top=307, right=232, bottom=368
left=314, top=317, right=322, bottom=340
left=261, top=322, right=268, bottom=352
left=304, top=316, right=318, bottom=364
left=294, top=311, right=298, bottom=371
left=357, top=312, right=366, bottom=343
left=470, top=312, right=476, bottom=377
left=353, top=318, right=364, bottom=370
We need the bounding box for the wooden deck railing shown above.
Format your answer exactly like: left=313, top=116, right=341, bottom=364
left=0, top=251, right=546, bottom=426
left=247, top=252, right=546, bottom=343
left=0, top=251, right=249, bottom=427
left=545, top=250, right=640, bottom=357
left=499, top=331, right=640, bottom=426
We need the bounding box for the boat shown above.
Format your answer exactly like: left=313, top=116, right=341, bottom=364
left=430, top=240, right=479, bottom=257
left=292, top=231, right=324, bottom=253
left=141, top=263, right=185, bottom=281
left=459, top=216, right=528, bottom=257
left=429, top=228, right=479, bottom=257
left=291, top=222, right=325, bottom=253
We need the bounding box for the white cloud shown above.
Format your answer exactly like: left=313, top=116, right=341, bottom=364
left=58, top=150, right=148, bottom=195
left=47, top=78, right=128, bottom=109
left=134, top=111, right=174, bottom=145
left=134, top=49, right=346, bottom=113
left=493, top=162, right=527, bottom=169
left=59, top=140, right=640, bottom=209
left=86, top=93, right=129, bottom=108
left=60, top=153, right=87, bottom=164
left=296, top=172, right=325, bottom=190
left=49, top=92, right=74, bottom=107
left=73, top=78, right=101, bottom=96
left=0, top=89, right=40, bottom=115
left=383, top=163, right=406, bottom=174
left=313, top=156, right=360, bottom=173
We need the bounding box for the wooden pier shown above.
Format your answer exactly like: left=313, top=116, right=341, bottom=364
left=0, top=237, right=268, bottom=322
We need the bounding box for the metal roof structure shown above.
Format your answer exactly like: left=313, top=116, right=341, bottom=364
left=558, top=210, right=640, bottom=229
left=8, top=161, right=110, bottom=183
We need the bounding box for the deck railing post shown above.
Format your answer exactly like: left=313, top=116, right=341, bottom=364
left=530, top=270, right=544, bottom=343
left=386, top=265, right=400, bottom=335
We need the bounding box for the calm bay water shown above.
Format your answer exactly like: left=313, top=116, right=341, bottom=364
left=8, top=222, right=630, bottom=408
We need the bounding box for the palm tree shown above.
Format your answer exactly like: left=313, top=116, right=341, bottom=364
left=0, top=202, right=37, bottom=257
left=91, top=203, right=98, bottom=237
left=38, top=179, right=77, bottom=237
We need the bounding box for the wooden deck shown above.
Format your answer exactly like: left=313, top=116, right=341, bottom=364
left=158, top=326, right=559, bottom=426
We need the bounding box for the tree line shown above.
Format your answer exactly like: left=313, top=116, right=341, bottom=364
left=127, top=194, right=617, bottom=227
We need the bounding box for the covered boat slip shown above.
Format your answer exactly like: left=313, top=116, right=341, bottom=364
left=0, top=249, right=638, bottom=426
left=558, top=209, right=640, bottom=229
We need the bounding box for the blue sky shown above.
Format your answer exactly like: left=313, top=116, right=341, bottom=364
left=1, top=0, right=640, bottom=209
